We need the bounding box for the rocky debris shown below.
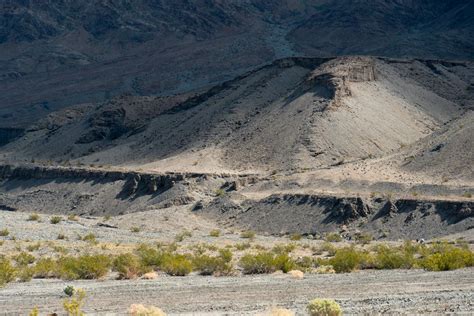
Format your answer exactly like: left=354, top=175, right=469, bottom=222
left=328, top=197, right=371, bottom=224
left=374, top=200, right=399, bottom=220
left=192, top=201, right=204, bottom=212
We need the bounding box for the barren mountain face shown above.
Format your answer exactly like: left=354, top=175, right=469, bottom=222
left=0, top=4, right=473, bottom=313
left=0, top=0, right=472, bottom=129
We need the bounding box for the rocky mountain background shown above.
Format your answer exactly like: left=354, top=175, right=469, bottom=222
left=1, top=0, right=473, bottom=131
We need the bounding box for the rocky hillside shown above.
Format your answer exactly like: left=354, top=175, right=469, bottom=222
left=0, top=0, right=472, bottom=129
left=2, top=56, right=472, bottom=182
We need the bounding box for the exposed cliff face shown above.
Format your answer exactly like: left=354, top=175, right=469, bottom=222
left=200, top=193, right=474, bottom=239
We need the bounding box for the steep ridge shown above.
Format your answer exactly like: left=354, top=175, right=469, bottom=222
left=2, top=56, right=471, bottom=176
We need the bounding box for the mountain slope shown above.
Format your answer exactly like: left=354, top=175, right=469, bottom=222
left=3, top=57, right=472, bottom=179
left=0, top=0, right=472, bottom=129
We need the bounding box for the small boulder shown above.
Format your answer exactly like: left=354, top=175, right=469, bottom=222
left=288, top=270, right=304, bottom=279
left=142, top=271, right=158, bottom=280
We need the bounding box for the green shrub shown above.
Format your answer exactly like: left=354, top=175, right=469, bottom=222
left=354, top=233, right=373, bottom=244
left=17, top=266, right=34, bottom=282
left=374, top=245, right=414, bottom=269
left=130, top=226, right=141, bottom=233
left=307, top=299, right=342, bottom=316
left=32, top=258, right=59, bottom=278
left=273, top=253, right=296, bottom=273
left=28, top=213, right=40, bottom=221
left=239, top=252, right=295, bottom=274
left=215, top=189, right=225, bottom=197
left=136, top=244, right=167, bottom=268
left=420, top=245, right=474, bottom=271
left=209, top=229, right=221, bottom=237
left=272, top=243, right=296, bottom=255
left=13, top=252, right=35, bottom=266
left=63, top=288, right=86, bottom=315
left=295, top=256, right=315, bottom=271
left=161, top=254, right=193, bottom=276
left=64, top=285, right=75, bottom=297
left=175, top=230, right=192, bottom=242
left=234, top=242, right=252, bottom=251
left=50, top=216, right=62, bottom=224
left=58, top=254, right=111, bottom=280
left=329, top=247, right=364, bottom=273
left=0, top=229, right=9, bottom=237
left=318, top=242, right=337, bottom=256
left=240, top=231, right=256, bottom=239
left=192, top=253, right=233, bottom=276
left=81, top=233, right=97, bottom=244
left=113, top=253, right=149, bottom=279
left=325, top=233, right=342, bottom=242
left=26, top=243, right=41, bottom=252
left=0, top=257, right=16, bottom=286
left=240, top=252, right=275, bottom=274
left=289, top=234, right=302, bottom=241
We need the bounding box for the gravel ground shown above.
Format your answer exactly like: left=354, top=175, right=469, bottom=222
left=0, top=269, right=473, bottom=315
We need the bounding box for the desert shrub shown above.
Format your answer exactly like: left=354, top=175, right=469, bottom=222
left=374, top=245, right=415, bottom=269
left=29, top=307, right=39, bottom=316
left=63, top=288, right=86, bottom=316
left=317, top=242, right=337, bottom=256
left=325, top=233, right=342, bottom=242
left=420, top=244, right=474, bottom=271
left=26, top=242, right=41, bottom=252
left=235, top=242, right=252, bottom=251
left=240, top=252, right=275, bottom=274
left=209, top=229, right=221, bottom=237
left=17, top=266, right=34, bottom=282
left=0, top=257, right=16, bottom=286
left=50, top=216, right=62, bottom=224
left=192, top=254, right=232, bottom=276
left=13, top=252, right=35, bottom=266
left=289, top=234, right=302, bottom=241
left=272, top=243, right=296, bottom=255
left=129, top=304, right=166, bottom=316
left=314, top=265, right=336, bottom=274
left=57, top=233, right=67, bottom=240
left=294, top=256, right=315, bottom=271
left=32, top=258, right=59, bottom=278
left=218, top=249, right=233, bottom=262
left=64, top=285, right=75, bottom=297
left=131, top=226, right=141, bottom=233
left=329, top=247, right=364, bottom=273
left=54, top=245, right=68, bottom=255
left=81, top=233, right=97, bottom=244
left=28, top=213, right=40, bottom=221
left=307, top=299, right=342, bottom=316
left=354, top=232, right=373, bottom=244
left=161, top=254, right=193, bottom=276
left=67, top=214, right=78, bottom=221
left=58, top=254, right=111, bottom=280
left=175, top=230, right=192, bottom=242
left=0, top=228, right=9, bottom=237
left=239, top=252, right=295, bottom=274
left=113, top=253, right=149, bottom=279
left=215, top=189, right=225, bottom=197
left=136, top=244, right=167, bottom=269
left=240, top=231, right=256, bottom=239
